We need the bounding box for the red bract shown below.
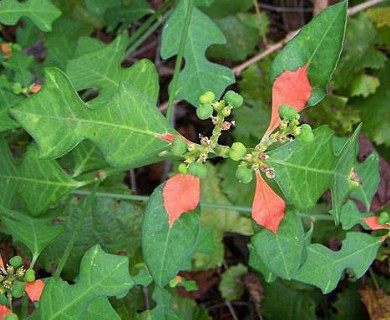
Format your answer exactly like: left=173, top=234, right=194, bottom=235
left=363, top=216, right=390, bottom=231
left=25, top=279, right=45, bottom=302
left=157, top=133, right=191, bottom=144
left=264, top=65, right=312, bottom=139
left=252, top=172, right=286, bottom=233
left=162, top=174, right=200, bottom=227
left=0, top=304, right=12, bottom=319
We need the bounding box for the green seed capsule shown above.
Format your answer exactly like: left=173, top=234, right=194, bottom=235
left=171, top=137, right=187, bottom=156
left=24, top=269, right=36, bottom=283
left=4, top=313, right=19, bottom=320
left=9, top=256, right=23, bottom=269
left=296, top=124, right=314, bottom=143
left=378, top=211, right=390, bottom=225
left=224, top=91, right=243, bottom=108
left=229, top=142, right=247, bottom=161
left=11, top=281, right=25, bottom=298
left=6, top=266, right=14, bottom=275
left=235, top=167, right=253, bottom=184
left=199, top=91, right=215, bottom=105
left=188, top=162, right=208, bottom=179
left=278, top=104, right=298, bottom=121
left=196, top=104, right=214, bottom=120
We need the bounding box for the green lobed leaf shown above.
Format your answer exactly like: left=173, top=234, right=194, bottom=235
left=0, top=207, right=65, bottom=262
left=248, top=243, right=276, bottom=283
left=66, top=35, right=159, bottom=108
left=350, top=152, right=380, bottom=211
left=0, top=0, right=61, bottom=32
left=85, top=297, right=121, bottom=320
left=40, top=196, right=143, bottom=279
left=44, top=17, right=93, bottom=69
left=0, top=89, right=23, bottom=132
left=251, top=210, right=305, bottom=280
left=171, top=295, right=211, bottom=320
left=0, top=138, right=82, bottom=215
left=142, top=183, right=200, bottom=287
left=150, top=286, right=182, bottom=320
left=218, top=264, right=248, bottom=301
left=353, top=61, right=390, bottom=146
left=11, top=68, right=177, bottom=168
left=294, top=232, right=382, bottom=293
left=339, top=200, right=380, bottom=231
left=38, top=245, right=134, bottom=319
left=266, top=125, right=361, bottom=223
left=161, top=0, right=235, bottom=106
left=270, top=1, right=347, bottom=105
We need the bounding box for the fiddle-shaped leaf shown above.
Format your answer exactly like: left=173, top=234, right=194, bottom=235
left=66, top=35, right=159, bottom=107
left=294, top=232, right=382, bottom=293
left=266, top=125, right=361, bottom=224
left=0, top=0, right=61, bottom=32
left=0, top=207, right=65, bottom=263
left=38, top=245, right=134, bottom=319
left=270, top=1, right=347, bottom=106
left=142, top=176, right=200, bottom=287
left=0, top=89, right=23, bottom=132
left=0, top=138, right=82, bottom=215
left=161, top=0, right=235, bottom=106
left=11, top=68, right=177, bottom=168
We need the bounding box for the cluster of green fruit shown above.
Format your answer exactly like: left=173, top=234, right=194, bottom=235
left=278, top=104, right=314, bottom=143
left=0, top=256, right=35, bottom=299
left=378, top=211, right=390, bottom=225
left=196, top=90, right=243, bottom=120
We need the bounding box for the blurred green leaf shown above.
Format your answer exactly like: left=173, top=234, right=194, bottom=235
left=219, top=264, right=248, bottom=301
left=161, top=0, right=235, bottom=106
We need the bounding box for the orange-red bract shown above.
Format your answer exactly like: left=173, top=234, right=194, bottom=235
left=363, top=216, right=390, bottom=231
left=1, top=43, right=11, bottom=59
left=252, top=172, right=286, bottom=233
left=264, top=65, right=312, bottom=139
left=0, top=255, right=4, bottom=270
left=0, top=304, right=12, bottom=318
left=30, top=84, right=41, bottom=94
left=25, top=279, right=45, bottom=302
left=162, top=174, right=200, bottom=227
left=157, top=133, right=191, bottom=144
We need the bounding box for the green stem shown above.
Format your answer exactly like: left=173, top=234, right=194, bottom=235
left=71, top=190, right=335, bottom=221
left=126, top=13, right=168, bottom=56
left=166, top=0, right=194, bottom=122
left=54, top=181, right=100, bottom=279
left=21, top=295, right=28, bottom=319
left=126, top=0, right=172, bottom=48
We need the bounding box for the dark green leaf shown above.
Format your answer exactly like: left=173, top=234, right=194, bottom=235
left=294, top=232, right=382, bottom=293
left=251, top=210, right=305, bottom=279
left=219, top=264, right=248, bottom=301
left=0, top=90, right=23, bottom=132
left=0, top=0, right=61, bottom=31
left=270, top=1, right=347, bottom=105
left=142, top=183, right=200, bottom=286
left=39, top=245, right=134, bottom=319
left=0, top=138, right=82, bottom=214
left=161, top=0, right=235, bottom=106
left=11, top=68, right=177, bottom=168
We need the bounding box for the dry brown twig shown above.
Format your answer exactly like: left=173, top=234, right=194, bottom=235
left=159, top=0, right=385, bottom=112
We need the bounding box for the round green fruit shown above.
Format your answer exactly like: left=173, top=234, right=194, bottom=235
left=24, top=269, right=36, bottom=283
left=196, top=104, right=214, bottom=120
left=224, top=91, right=243, bottom=108
left=296, top=124, right=314, bottom=143
left=4, top=314, right=19, bottom=320
left=378, top=211, right=390, bottom=225
left=171, top=137, right=187, bottom=156
left=229, top=142, right=247, bottom=161
left=199, top=91, right=215, bottom=105
left=9, top=256, right=23, bottom=269
left=11, top=281, right=25, bottom=298
left=235, top=167, right=253, bottom=184
left=278, top=104, right=298, bottom=121
left=188, top=163, right=208, bottom=179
